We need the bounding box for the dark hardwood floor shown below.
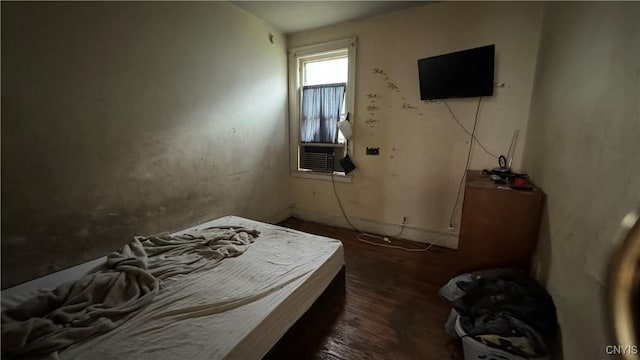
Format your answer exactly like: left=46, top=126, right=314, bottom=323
left=265, top=217, right=463, bottom=360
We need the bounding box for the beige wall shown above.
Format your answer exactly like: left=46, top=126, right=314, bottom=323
left=523, top=2, right=640, bottom=359
left=1, top=2, right=290, bottom=288
left=288, top=2, right=544, bottom=247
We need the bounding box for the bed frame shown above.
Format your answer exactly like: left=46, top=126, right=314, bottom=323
left=265, top=265, right=346, bottom=358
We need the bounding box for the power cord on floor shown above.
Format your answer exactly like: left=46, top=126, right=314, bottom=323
left=356, top=234, right=441, bottom=252
left=331, top=173, right=440, bottom=252
left=355, top=215, right=404, bottom=244
left=356, top=216, right=406, bottom=244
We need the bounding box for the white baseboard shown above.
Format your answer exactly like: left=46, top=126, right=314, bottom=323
left=291, top=207, right=459, bottom=249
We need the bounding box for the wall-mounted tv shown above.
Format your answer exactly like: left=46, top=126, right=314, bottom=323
left=418, top=45, right=495, bottom=100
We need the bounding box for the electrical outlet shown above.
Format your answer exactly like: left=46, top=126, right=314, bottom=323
left=366, top=147, right=379, bottom=155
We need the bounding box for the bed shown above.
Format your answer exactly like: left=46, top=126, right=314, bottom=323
left=2, top=216, right=345, bottom=359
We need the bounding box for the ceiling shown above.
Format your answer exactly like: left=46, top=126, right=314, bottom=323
left=231, top=1, right=430, bottom=34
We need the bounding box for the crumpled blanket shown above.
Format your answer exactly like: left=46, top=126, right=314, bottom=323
left=1, top=226, right=259, bottom=359
left=439, top=268, right=557, bottom=358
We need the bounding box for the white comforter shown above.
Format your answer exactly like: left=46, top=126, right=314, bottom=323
left=2, top=226, right=258, bottom=359
left=2, top=216, right=344, bottom=360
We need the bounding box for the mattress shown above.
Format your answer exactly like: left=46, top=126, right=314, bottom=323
left=2, top=216, right=344, bottom=359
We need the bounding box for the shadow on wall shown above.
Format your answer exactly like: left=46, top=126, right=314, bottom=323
left=363, top=67, right=457, bottom=226
left=553, top=326, right=564, bottom=360
left=532, top=201, right=565, bottom=360
left=534, top=202, right=552, bottom=287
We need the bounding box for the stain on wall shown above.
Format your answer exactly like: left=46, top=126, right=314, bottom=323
left=1, top=2, right=290, bottom=288
left=288, top=2, right=544, bottom=243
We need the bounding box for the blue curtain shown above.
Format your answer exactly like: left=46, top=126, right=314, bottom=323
left=301, top=83, right=346, bottom=143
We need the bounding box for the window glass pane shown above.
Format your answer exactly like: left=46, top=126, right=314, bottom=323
left=302, top=56, right=348, bottom=144
left=303, top=57, right=348, bottom=86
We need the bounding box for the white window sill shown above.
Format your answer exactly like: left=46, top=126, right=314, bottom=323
left=290, top=170, right=353, bottom=183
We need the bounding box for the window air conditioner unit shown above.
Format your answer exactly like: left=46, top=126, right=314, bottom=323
left=300, top=144, right=344, bottom=172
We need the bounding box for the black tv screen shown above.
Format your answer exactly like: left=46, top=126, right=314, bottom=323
left=418, top=45, right=495, bottom=100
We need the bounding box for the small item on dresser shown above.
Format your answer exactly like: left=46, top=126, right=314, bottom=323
left=511, top=177, right=534, bottom=190
left=490, top=174, right=507, bottom=186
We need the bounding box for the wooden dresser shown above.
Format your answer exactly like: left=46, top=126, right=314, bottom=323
left=457, top=170, right=544, bottom=272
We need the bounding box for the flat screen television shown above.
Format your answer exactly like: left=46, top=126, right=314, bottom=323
left=418, top=44, right=495, bottom=100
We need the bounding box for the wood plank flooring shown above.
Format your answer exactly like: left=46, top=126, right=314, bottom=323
left=265, top=217, right=463, bottom=360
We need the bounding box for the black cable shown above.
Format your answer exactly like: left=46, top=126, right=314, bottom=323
left=394, top=220, right=406, bottom=239
left=332, top=173, right=415, bottom=247
left=333, top=171, right=401, bottom=236
left=442, top=99, right=499, bottom=159
left=331, top=172, right=362, bottom=233
left=331, top=173, right=399, bottom=236
left=449, top=97, right=482, bottom=228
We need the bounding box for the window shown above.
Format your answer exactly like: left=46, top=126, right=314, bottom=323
left=288, top=38, right=356, bottom=180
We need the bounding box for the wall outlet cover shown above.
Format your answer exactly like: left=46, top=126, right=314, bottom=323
left=366, top=147, right=380, bottom=155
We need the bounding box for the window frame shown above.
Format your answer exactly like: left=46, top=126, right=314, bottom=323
left=288, top=37, right=356, bottom=181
